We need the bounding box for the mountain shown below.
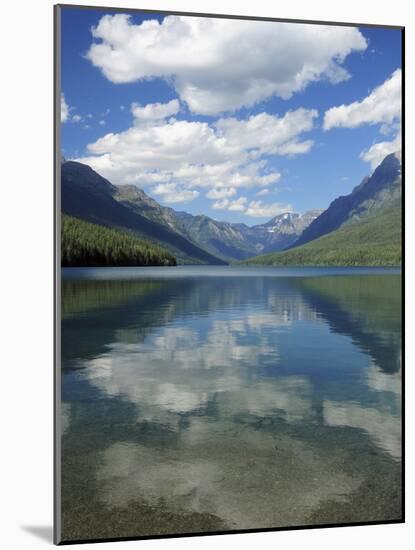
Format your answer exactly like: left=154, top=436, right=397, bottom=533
left=104, top=175, right=322, bottom=261
left=113, top=186, right=322, bottom=261
left=113, top=185, right=258, bottom=261
left=240, top=152, right=402, bottom=267
left=114, top=184, right=184, bottom=234
left=61, top=160, right=323, bottom=264
left=237, top=210, right=324, bottom=255
left=61, top=215, right=176, bottom=267
left=290, top=152, right=402, bottom=248
left=240, top=199, right=401, bottom=266
left=61, top=161, right=226, bottom=265
left=174, top=215, right=258, bottom=261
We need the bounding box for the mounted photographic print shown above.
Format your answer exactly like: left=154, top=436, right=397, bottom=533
left=54, top=4, right=404, bottom=544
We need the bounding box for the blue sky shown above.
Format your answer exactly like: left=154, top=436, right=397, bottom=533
left=60, top=7, right=402, bottom=224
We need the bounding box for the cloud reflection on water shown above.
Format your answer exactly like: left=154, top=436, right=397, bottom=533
left=61, top=272, right=401, bottom=531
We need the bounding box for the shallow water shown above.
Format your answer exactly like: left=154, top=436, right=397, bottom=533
left=59, top=266, right=402, bottom=541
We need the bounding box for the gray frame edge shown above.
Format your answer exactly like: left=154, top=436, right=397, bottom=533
left=53, top=4, right=62, bottom=545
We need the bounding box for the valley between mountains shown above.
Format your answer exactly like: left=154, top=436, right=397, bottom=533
left=61, top=151, right=402, bottom=267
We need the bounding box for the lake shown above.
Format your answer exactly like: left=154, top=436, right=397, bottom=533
left=59, top=266, right=402, bottom=541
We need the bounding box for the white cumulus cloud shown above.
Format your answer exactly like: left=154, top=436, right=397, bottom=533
left=74, top=101, right=316, bottom=207
left=323, top=69, right=401, bottom=169
left=229, top=198, right=248, bottom=211
left=86, top=14, right=367, bottom=115
left=152, top=182, right=199, bottom=204
left=360, top=132, right=401, bottom=170
left=212, top=199, right=228, bottom=210
left=131, top=99, right=180, bottom=121
left=323, top=69, right=401, bottom=130
left=61, top=93, right=69, bottom=122
left=212, top=197, right=247, bottom=211
left=245, top=200, right=293, bottom=218
left=206, top=187, right=236, bottom=200
left=215, top=109, right=317, bottom=156
left=213, top=197, right=292, bottom=218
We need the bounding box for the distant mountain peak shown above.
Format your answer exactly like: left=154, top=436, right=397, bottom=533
left=263, top=212, right=297, bottom=227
